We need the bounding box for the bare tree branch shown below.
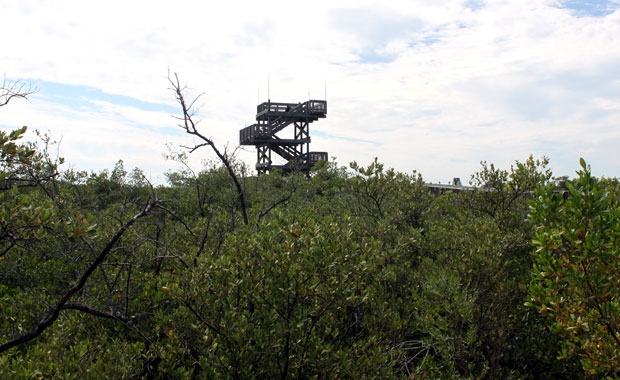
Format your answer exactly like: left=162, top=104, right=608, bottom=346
left=168, top=71, right=248, bottom=225
left=0, top=76, right=37, bottom=107
left=0, top=199, right=159, bottom=354
left=257, top=182, right=297, bottom=225
left=60, top=303, right=128, bottom=323
left=155, top=204, right=198, bottom=239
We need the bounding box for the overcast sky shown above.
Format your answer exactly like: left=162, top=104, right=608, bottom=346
left=2, top=0, right=620, bottom=184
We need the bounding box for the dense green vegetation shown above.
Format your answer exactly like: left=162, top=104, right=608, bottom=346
left=1, top=90, right=620, bottom=378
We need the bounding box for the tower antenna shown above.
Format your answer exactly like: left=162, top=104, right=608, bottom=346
left=267, top=73, right=270, bottom=101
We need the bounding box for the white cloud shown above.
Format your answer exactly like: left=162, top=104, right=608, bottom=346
left=1, top=0, right=620, bottom=182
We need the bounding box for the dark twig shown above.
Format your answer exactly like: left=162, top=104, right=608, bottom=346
left=60, top=303, right=128, bottom=323
left=257, top=183, right=297, bottom=225
left=0, top=76, right=37, bottom=107
left=0, top=200, right=158, bottom=354
left=168, top=71, right=248, bottom=225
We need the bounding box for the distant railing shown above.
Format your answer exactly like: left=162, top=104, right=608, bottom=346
left=306, top=151, right=328, bottom=164
left=257, top=102, right=297, bottom=114
left=290, top=152, right=327, bottom=165
left=240, top=124, right=271, bottom=144
left=307, top=100, right=326, bottom=114
left=256, top=100, right=326, bottom=116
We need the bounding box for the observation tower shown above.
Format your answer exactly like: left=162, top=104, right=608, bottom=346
left=239, top=100, right=328, bottom=175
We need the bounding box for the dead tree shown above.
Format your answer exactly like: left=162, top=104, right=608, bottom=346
left=1, top=76, right=37, bottom=108
left=168, top=72, right=249, bottom=225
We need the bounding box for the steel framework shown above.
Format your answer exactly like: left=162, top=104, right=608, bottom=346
left=240, top=100, right=328, bottom=175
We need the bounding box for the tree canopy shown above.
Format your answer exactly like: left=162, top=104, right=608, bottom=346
left=1, top=80, right=617, bottom=379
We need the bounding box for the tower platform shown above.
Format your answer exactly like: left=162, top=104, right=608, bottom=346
left=240, top=100, right=328, bottom=174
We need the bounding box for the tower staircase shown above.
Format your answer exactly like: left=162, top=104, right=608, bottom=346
left=240, top=100, right=328, bottom=174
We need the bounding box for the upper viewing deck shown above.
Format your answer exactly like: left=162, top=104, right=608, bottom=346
left=240, top=100, right=328, bottom=146
left=256, top=100, right=327, bottom=120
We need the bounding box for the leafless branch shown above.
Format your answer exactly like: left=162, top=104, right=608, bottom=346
left=1, top=76, right=37, bottom=107
left=155, top=204, right=197, bottom=239
left=0, top=199, right=159, bottom=354
left=168, top=71, right=248, bottom=225
left=61, top=303, right=128, bottom=323
left=151, top=255, right=190, bottom=269
left=257, top=183, right=297, bottom=225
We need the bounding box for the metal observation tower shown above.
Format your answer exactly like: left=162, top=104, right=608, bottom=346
left=239, top=100, right=328, bottom=175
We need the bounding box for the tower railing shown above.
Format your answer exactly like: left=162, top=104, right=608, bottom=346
left=240, top=99, right=327, bottom=174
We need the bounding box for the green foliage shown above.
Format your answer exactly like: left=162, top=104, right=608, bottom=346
left=0, top=132, right=600, bottom=379
left=163, top=212, right=395, bottom=378
left=0, top=126, right=61, bottom=190
left=529, top=158, right=620, bottom=376
left=406, top=155, right=582, bottom=379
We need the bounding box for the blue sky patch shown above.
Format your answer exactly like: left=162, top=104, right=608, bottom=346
left=25, top=79, right=178, bottom=114
left=354, top=49, right=398, bottom=64
left=408, top=35, right=442, bottom=50
left=5, top=78, right=184, bottom=138
left=421, top=35, right=441, bottom=45
left=555, top=0, right=618, bottom=17
left=464, top=0, right=485, bottom=11
left=0, top=124, right=23, bottom=131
